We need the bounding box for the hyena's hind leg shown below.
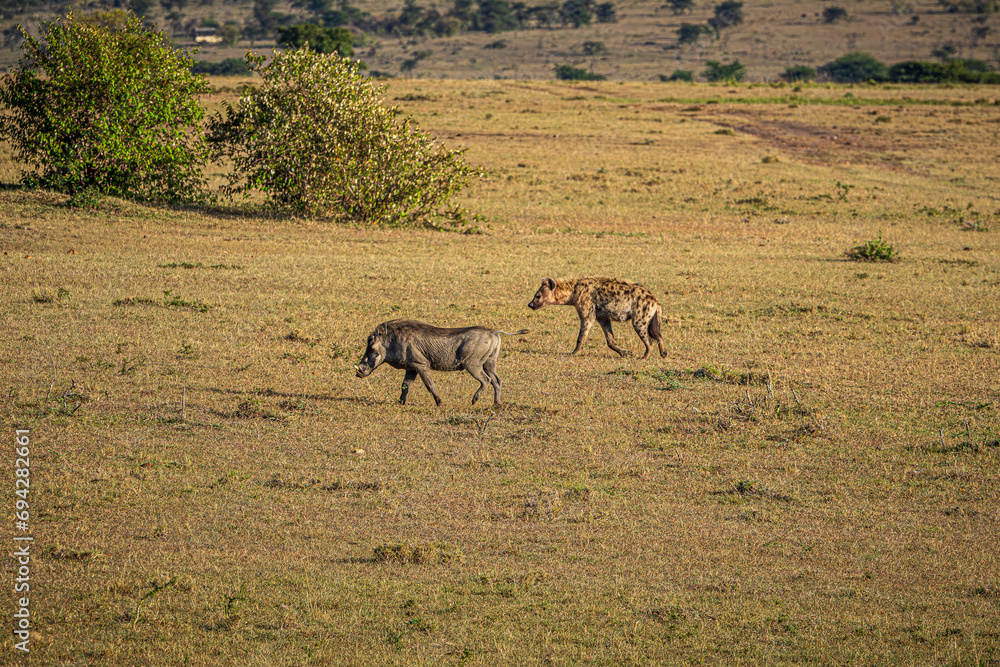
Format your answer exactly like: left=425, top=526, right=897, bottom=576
left=646, top=305, right=667, bottom=358
left=598, top=316, right=628, bottom=357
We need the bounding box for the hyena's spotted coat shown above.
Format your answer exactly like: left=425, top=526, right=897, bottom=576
left=527, top=277, right=667, bottom=359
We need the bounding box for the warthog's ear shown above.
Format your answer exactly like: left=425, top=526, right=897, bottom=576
left=544, top=277, right=556, bottom=291
left=376, top=322, right=388, bottom=336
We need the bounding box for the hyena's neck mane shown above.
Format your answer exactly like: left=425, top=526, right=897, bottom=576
left=554, top=277, right=587, bottom=305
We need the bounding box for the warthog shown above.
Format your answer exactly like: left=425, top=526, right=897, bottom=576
left=355, top=320, right=528, bottom=407
left=527, top=276, right=667, bottom=359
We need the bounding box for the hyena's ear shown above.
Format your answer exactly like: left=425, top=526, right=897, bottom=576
left=544, top=277, right=556, bottom=291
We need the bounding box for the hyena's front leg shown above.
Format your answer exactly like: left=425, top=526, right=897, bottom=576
left=598, top=316, right=628, bottom=357
left=399, top=369, right=418, bottom=404
left=572, top=313, right=595, bottom=354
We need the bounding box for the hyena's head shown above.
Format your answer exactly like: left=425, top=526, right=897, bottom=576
left=528, top=278, right=559, bottom=310
left=355, top=325, right=390, bottom=378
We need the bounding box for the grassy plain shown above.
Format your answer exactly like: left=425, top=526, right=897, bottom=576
left=2, top=79, right=1000, bottom=665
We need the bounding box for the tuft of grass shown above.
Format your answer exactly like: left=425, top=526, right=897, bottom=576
left=373, top=542, right=462, bottom=565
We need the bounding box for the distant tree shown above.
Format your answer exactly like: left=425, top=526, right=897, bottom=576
left=665, top=0, right=695, bottom=14
left=822, top=6, right=848, bottom=23
left=218, top=22, right=240, bottom=46
left=971, top=24, right=991, bottom=46
left=932, top=43, right=958, bottom=61
left=581, top=39, right=606, bottom=55
left=595, top=2, right=617, bottom=22
left=560, top=0, right=593, bottom=27
left=160, top=0, right=188, bottom=12
left=708, top=1, right=743, bottom=36
left=702, top=59, right=746, bottom=81
left=677, top=22, right=712, bottom=45
left=530, top=3, right=561, bottom=28
left=818, top=52, right=888, bottom=82
left=247, top=0, right=281, bottom=40
left=129, top=0, right=154, bottom=16
left=780, top=64, right=815, bottom=82
left=277, top=23, right=354, bottom=56
left=477, top=0, right=519, bottom=32
left=449, top=0, right=476, bottom=27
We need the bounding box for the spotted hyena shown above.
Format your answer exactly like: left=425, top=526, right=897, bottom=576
left=527, top=277, right=667, bottom=359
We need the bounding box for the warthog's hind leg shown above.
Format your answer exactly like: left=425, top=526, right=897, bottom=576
left=483, top=357, right=502, bottom=406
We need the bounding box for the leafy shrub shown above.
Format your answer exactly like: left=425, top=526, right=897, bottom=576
left=846, top=232, right=897, bottom=262
left=702, top=59, right=746, bottom=82
left=554, top=64, right=606, bottom=80
left=818, top=52, right=889, bottom=82
left=0, top=11, right=209, bottom=202
left=780, top=65, right=816, bottom=82
left=205, top=48, right=479, bottom=226
left=192, top=57, right=252, bottom=76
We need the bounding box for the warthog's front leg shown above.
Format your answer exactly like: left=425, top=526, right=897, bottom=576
left=399, top=369, right=418, bottom=405
left=414, top=365, right=443, bottom=406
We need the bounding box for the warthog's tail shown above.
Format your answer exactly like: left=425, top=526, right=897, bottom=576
left=496, top=329, right=529, bottom=336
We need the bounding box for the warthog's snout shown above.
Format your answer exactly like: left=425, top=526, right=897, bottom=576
left=355, top=363, right=373, bottom=378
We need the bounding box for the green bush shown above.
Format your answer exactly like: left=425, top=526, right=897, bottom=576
left=276, top=23, right=354, bottom=57
left=780, top=65, right=816, bottom=82
left=846, top=231, right=897, bottom=262
left=205, top=48, right=479, bottom=226
left=192, top=57, right=252, bottom=76
left=554, top=64, right=606, bottom=80
left=702, top=59, right=746, bottom=82
left=818, top=52, right=889, bottom=83
left=0, top=11, right=209, bottom=202
left=661, top=69, right=694, bottom=82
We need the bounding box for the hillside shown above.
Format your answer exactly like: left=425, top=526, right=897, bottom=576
left=1, top=0, right=998, bottom=80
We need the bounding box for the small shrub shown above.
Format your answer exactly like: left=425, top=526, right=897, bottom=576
left=0, top=11, right=209, bottom=202
left=206, top=48, right=479, bottom=226
left=846, top=232, right=897, bottom=262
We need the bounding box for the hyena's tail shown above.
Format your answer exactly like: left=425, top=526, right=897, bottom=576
left=497, top=329, right=529, bottom=336
left=648, top=305, right=667, bottom=358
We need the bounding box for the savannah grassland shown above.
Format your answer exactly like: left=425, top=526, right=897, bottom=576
left=2, top=78, right=1000, bottom=665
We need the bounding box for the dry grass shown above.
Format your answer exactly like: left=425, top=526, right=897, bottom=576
left=1, top=79, right=999, bottom=665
